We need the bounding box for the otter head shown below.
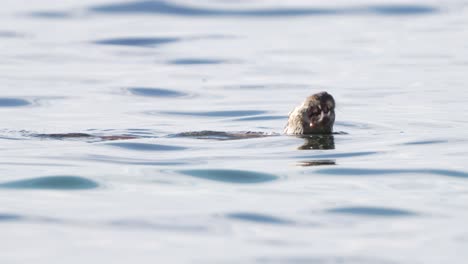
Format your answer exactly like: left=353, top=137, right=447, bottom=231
left=284, top=91, right=335, bottom=135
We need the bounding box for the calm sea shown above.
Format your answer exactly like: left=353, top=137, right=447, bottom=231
left=1, top=0, right=468, bottom=263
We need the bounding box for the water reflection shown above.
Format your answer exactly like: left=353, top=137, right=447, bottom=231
left=297, top=160, right=336, bottom=167
left=297, top=135, right=335, bottom=150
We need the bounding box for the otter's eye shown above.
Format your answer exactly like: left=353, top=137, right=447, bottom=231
left=309, top=107, right=320, bottom=116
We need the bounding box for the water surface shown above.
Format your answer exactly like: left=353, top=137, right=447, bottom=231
left=1, top=0, right=468, bottom=263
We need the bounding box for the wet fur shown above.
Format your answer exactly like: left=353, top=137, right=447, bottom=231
left=284, top=92, right=335, bottom=135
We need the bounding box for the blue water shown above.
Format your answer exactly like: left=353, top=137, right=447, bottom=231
left=1, top=0, right=468, bottom=263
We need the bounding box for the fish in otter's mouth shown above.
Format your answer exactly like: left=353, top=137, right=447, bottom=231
left=284, top=91, right=336, bottom=135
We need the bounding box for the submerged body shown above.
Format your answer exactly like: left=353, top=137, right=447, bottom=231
left=284, top=91, right=335, bottom=135
left=34, top=92, right=335, bottom=141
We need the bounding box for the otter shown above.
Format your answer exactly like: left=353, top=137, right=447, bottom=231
left=180, top=91, right=336, bottom=140
left=33, top=91, right=335, bottom=141
left=284, top=91, right=335, bottom=135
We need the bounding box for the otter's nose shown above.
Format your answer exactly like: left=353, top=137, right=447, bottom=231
left=319, top=112, right=331, bottom=124
left=320, top=116, right=330, bottom=124
left=322, top=106, right=329, bottom=114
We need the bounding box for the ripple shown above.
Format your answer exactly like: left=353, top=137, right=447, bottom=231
left=369, top=5, right=436, bottom=15
left=91, top=1, right=437, bottom=17
left=0, top=98, right=30, bottom=107
left=221, top=84, right=309, bottom=90
left=29, top=11, right=71, bottom=18
left=90, top=1, right=334, bottom=16
left=129, top=87, right=187, bottom=97
left=178, top=169, right=278, bottom=183
left=326, top=206, right=416, bottom=217
left=317, top=168, right=468, bottom=178
left=106, top=142, right=186, bottom=151
left=109, top=219, right=208, bottom=232
left=226, top=212, right=293, bottom=225
left=335, top=121, right=373, bottom=129
left=168, top=58, right=226, bottom=65
left=94, top=37, right=180, bottom=47
left=0, top=213, right=23, bottom=222
left=256, top=256, right=396, bottom=264
left=0, top=176, right=99, bottom=190
left=86, top=154, right=188, bottom=166
left=160, top=110, right=267, bottom=117
left=232, top=115, right=286, bottom=122
left=402, top=139, right=449, bottom=145
left=0, top=31, right=23, bottom=38
left=0, top=162, right=76, bottom=167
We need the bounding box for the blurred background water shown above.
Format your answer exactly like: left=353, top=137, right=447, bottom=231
left=1, top=0, right=468, bottom=263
